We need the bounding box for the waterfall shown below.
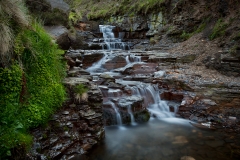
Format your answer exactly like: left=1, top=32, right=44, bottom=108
left=107, top=101, right=123, bottom=126
left=86, top=53, right=108, bottom=73
left=130, top=84, right=173, bottom=118
left=99, top=25, right=130, bottom=50
left=127, top=105, right=136, bottom=125
left=108, top=89, right=122, bottom=97
left=125, top=55, right=141, bottom=64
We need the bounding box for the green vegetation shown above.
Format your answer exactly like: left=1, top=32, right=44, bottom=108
left=74, top=84, right=88, bottom=102
left=180, top=19, right=207, bottom=40
left=0, top=1, right=66, bottom=158
left=229, top=45, right=239, bottom=57
left=67, top=0, right=165, bottom=22
left=74, top=84, right=89, bottom=95
left=209, top=19, right=229, bottom=40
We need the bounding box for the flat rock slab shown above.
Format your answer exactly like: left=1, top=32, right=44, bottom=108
left=63, top=77, right=89, bottom=85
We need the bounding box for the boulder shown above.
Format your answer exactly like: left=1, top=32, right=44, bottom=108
left=44, top=25, right=70, bottom=50
left=103, top=56, right=127, bottom=70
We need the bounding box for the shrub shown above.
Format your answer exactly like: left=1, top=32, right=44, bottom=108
left=0, top=21, right=66, bottom=158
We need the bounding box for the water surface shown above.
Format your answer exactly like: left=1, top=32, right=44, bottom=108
left=88, top=118, right=236, bottom=160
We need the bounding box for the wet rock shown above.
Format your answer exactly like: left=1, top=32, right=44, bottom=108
left=160, top=92, right=183, bottom=102
left=117, top=96, right=144, bottom=109
left=99, top=73, right=114, bottom=79
left=154, top=70, right=166, bottom=78
left=68, top=67, right=90, bottom=77
left=172, top=136, right=188, bottom=144
left=103, top=56, right=127, bottom=70
left=88, top=43, right=102, bottom=50
left=62, top=111, right=69, bottom=115
left=206, top=140, right=225, bottom=148
left=82, top=52, right=104, bottom=69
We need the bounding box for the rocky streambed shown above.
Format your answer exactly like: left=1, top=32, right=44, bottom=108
left=28, top=25, right=240, bottom=160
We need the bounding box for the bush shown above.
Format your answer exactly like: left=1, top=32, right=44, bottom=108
left=0, top=21, right=66, bottom=158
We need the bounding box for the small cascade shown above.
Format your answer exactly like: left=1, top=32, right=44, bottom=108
left=99, top=25, right=130, bottom=50
left=108, top=89, right=122, bottom=97
left=127, top=105, right=137, bottom=125
left=107, top=101, right=122, bottom=126
left=125, top=55, right=141, bottom=64
left=130, top=84, right=173, bottom=118
left=86, top=53, right=108, bottom=73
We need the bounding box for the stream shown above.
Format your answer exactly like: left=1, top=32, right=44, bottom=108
left=79, top=25, right=236, bottom=160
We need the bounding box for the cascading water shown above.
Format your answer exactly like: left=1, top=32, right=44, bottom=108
left=127, top=105, right=136, bottom=125
left=99, top=25, right=130, bottom=50
left=106, top=101, right=123, bottom=126
left=125, top=54, right=141, bottom=65
left=130, top=84, right=173, bottom=118
left=86, top=52, right=108, bottom=73
left=86, top=25, right=174, bottom=127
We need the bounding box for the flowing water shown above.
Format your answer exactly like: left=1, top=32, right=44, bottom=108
left=88, top=118, right=234, bottom=160
left=83, top=25, right=236, bottom=160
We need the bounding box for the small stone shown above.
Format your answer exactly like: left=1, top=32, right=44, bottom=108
left=64, top=131, right=71, bottom=138
left=66, top=122, right=72, bottom=126
left=229, top=116, right=237, bottom=121
left=50, top=137, right=58, bottom=145
left=52, top=143, right=63, bottom=150
left=62, top=111, right=69, bottom=115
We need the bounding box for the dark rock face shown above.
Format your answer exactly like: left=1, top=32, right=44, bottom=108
left=204, top=52, right=240, bottom=76
left=45, top=25, right=71, bottom=50
left=26, top=0, right=69, bottom=26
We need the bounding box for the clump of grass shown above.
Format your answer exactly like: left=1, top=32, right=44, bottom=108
left=74, top=84, right=89, bottom=102
left=0, top=0, right=29, bottom=66
left=74, top=83, right=89, bottom=95
left=209, top=19, right=228, bottom=40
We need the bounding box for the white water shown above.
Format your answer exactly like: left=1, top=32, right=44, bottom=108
left=130, top=84, right=173, bottom=118
left=86, top=52, right=108, bottom=73
left=125, top=54, right=141, bottom=65
left=108, top=89, right=122, bottom=97
left=107, top=101, right=123, bottom=126
left=127, top=105, right=137, bottom=125
left=99, top=25, right=130, bottom=50
left=87, top=25, right=174, bottom=126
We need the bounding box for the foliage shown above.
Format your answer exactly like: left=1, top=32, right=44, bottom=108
left=0, top=21, right=66, bottom=158
left=209, top=19, right=228, bottom=40
left=67, top=0, right=165, bottom=22
left=74, top=84, right=89, bottom=95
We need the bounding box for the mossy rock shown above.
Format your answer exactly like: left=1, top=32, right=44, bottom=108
left=135, top=110, right=150, bottom=123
